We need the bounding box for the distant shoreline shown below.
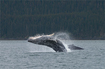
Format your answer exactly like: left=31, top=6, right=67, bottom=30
left=0, top=38, right=105, bottom=40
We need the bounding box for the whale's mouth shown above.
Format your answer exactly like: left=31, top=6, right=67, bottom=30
left=28, top=38, right=35, bottom=43
left=28, top=39, right=32, bottom=42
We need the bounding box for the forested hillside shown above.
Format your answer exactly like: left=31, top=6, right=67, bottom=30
left=1, top=1, right=105, bottom=39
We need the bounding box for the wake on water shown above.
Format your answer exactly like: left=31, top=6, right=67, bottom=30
left=28, top=32, right=73, bottom=52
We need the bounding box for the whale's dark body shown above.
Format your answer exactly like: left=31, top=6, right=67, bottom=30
left=28, top=34, right=83, bottom=52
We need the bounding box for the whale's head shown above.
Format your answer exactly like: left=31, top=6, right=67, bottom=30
left=28, top=33, right=67, bottom=52
left=28, top=36, right=40, bottom=44
left=28, top=33, right=54, bottom=45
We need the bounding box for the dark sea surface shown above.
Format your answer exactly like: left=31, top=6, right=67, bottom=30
left=0, top=40, right=105, bottom=69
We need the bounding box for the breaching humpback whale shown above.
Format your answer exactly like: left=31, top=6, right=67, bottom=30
left=28, top=33, right=83, bottom=52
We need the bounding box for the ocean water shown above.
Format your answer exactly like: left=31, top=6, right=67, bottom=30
left=0, top=40, right=105, bottom=69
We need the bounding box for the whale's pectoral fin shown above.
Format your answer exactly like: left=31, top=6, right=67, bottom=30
left=68, top=44, right=83, bottom=50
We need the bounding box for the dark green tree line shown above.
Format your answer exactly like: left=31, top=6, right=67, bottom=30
left=1, top=1, right=105, bottom=39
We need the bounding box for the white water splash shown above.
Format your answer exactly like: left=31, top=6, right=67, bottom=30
left=54, top=32, right=72, bottom=52
left=54, top=32, right=70, bottom=40
left=63, top=43, right=71, bottom=52
left=59, top=40, right=71, bottom=52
